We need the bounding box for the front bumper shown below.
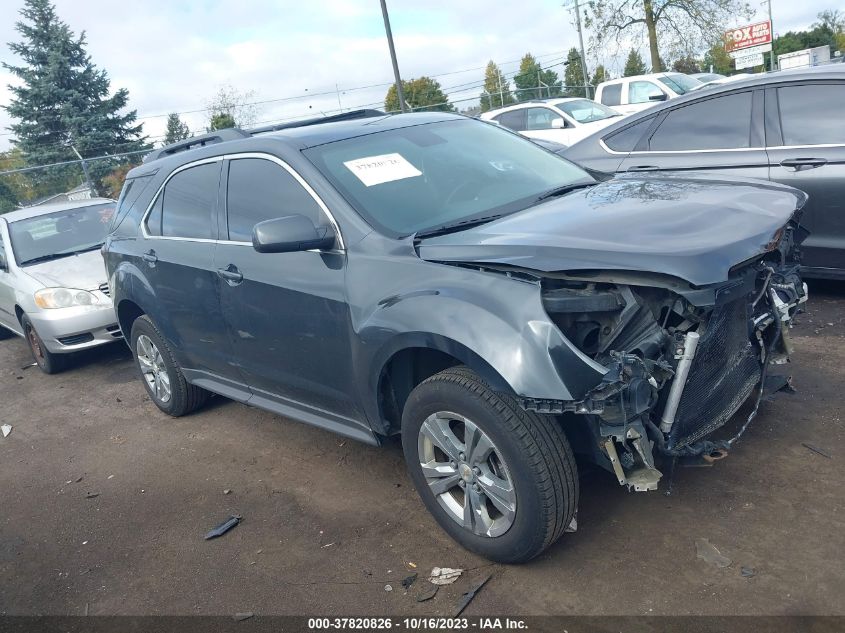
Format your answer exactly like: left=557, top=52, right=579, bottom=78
left=28, top=301, right=121, bottom=354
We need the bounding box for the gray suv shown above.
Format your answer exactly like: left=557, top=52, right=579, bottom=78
left=105, top=111, right=807, bottom=562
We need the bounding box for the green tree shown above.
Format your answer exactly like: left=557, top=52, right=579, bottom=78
left=702, top=43, right=734, bottom=74
left=563, top=48, right=587, bottom=97
left=0, top=180, right=18, bottom=213
left=479, top=61, right=514, bottom=112
left=672, top=54, right=700, bottom=73
left=206, top=84, right=258, bottom=131
left=585, top=0, right=751, bottom=73
left=209, top=112, right=236, bottom=131
left=623, top=49, right=647, bottom=76
left=590, top=64, right=610, bottom=87
left=2, top=0, right=147, bottom=197
left=384, top=77, right=455, bottom=112
left=513, top=53, right=561, bottom=101
left=163, top=113, right=191, bottom=145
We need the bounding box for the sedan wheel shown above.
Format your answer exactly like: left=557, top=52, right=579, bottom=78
left=136, top=334, right=172, bottom=404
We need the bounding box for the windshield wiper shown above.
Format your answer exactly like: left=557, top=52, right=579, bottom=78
left=415, top=214, right=505, bottom=239
left=19, top=243, right=104, bottom=266
left=534, top=180, right=595, bottom=202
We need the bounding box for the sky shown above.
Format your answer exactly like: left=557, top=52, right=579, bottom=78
left=0, top=0, right=831, bottom=154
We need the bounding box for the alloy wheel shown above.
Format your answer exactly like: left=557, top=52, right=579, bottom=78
left=136, top=334, right=172, bottom=403
left=417, top=411, right=516, bottom=538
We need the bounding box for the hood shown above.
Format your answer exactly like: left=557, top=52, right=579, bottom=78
left=417, top=174, right=807, bottom=287
left=21, top=249, right=107, bottom=291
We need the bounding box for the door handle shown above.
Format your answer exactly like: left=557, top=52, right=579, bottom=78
left=627, top=165, right=659, bottom=172
left=217, top=266, right=243, bottom=285
left=142, top=250, right=157, bottom=264
left=780, top=157, right=827, bottom=169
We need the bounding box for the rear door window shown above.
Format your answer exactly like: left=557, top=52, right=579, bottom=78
left=159, top=162, right=220, bottom=239
left=600, top=83, right=622, bottom=106
left=226, top=158, right=323, bottom=242
left=628, top=81, right=664, bottom=104
left=647, top=92, right=753, bottom=151
left=524, top=107, right=560, bottom=130
left=493, top=110, right=526, bottom=132
left=776, top=84, right=845, bottom=146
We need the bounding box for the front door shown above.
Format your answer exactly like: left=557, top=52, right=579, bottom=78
left=0, top=226, right=19, bottom=333
left=214, top=155, right=359, bottom=422
left=617, top=89, right=770, bottom=181
left=765, top=82, right=845, bottom=275
left=140, top=159, right=236, bottom=382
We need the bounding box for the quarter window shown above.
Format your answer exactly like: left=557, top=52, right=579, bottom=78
left=226, top=158, right=324, bottom=242
left=493, top=110, right=526, bottom=132
left=604, top=116, right=655, bottom=152
left=647, top=92, right=753, bottom=151
left=600, top=83, right=622, bottom=106
left=158, top=162, right=219, bottom=239
left=628, top=81, right=664, bottom=104
left=777, top=84, right=845, bottom=146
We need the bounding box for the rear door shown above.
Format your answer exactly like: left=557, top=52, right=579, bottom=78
left=521, top=107, right=574, bottom=145
left=617, top=89, right=770, bottom=181
left=214, top=154, right=360, bottom=422
left=765, top=81, right=845, bottom=276
left=140, top=159, right=236, bottom=381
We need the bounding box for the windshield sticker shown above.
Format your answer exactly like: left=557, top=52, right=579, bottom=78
left=343, top=153, right=422, bottom=187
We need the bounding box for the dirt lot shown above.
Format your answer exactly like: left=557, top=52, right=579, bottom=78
left=0, top=281, right=843, bottom=617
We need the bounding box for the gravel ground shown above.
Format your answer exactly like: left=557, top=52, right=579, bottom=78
left=0, top=281, right=842, bottom=617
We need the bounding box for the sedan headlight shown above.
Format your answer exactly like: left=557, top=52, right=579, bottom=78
left=34, top=288, right=100, bottom=309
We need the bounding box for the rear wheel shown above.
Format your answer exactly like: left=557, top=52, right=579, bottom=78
left=130, top=315, right=209, bottom=416
left=401, top=366, right=578, bottom=563
left=22, top=315, right=66, bottom=374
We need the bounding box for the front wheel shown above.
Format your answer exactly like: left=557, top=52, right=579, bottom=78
left=22, top=315, right=66, bottom=374
left=401, top=367, right=578, bottom=563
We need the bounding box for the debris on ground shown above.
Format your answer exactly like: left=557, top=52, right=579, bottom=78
left=801, top=442, right=832, bottom=459
left=384, top=584, right=393, bottom=592
left=233, top=612, right=254, bottom=621
left=695, top=538, right=732, bottom=568
left=416, top=584, right=438, bottom=602
left=407, top=561, right=417, bottom=569
left=401, top=573, right=418, bottom=590
left=204, top=515, right=242, bottom=540
left=741, top=566, right=757, bottom=578
left=85, top=492, right=99, bottom=499
left=321, top=542, right=335, bottom=548
left=21, top=362, right=37, bottom=370
left=1, top=424, right=12, bottom=438
left=223, top=489, right=232, bottom=495
left=429, top=567, right=463, bottom=585
left=454, top=573, right=492, bottom=617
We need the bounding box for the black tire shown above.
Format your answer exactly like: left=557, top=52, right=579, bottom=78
left=130, top=315, right=209, bottom=416
left=401, top=366, right=578, bottom=563
left=21, top=315, right=66, bottom=374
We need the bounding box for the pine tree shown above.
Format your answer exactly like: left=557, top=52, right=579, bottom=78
left=514, top=53, right=561, bottom=101
left=623, top=49, right=647, bottom=76
left=591, top=64, right=610, bottom=87
left=479, top=61, right=514, bottom=112
left=2, top=0, right=147, bottom=196
left=563, top=48, right=586, bottom=98
left=163, top=113, right=191, bottom=145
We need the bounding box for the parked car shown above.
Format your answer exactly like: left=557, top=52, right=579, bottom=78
left=0, top=198, right=121, bottom=372
left=689, top=72, right=726, bottom=83
left=480, top=98, right=622, bottom=146
left=529, top=137, right=568, bottom=155
left=564, top=65, right=845, bottom=279
left=105, top=110, right=806, bottom=563
left=595, top=72, right=703, bottom=115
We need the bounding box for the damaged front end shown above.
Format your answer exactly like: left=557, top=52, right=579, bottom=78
left=526, top=222, right=807, bottom=492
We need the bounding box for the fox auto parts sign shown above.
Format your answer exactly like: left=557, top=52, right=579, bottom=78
left=725, top=20, right=772, bottom=53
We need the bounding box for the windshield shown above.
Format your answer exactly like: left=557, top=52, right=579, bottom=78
left=9, top=203, right=115, bottom=266
left=304, top=119, right=591, bottom=237
left=657, top=73, right=703, bottom=95
left=555, top=99, right=619, bottom=123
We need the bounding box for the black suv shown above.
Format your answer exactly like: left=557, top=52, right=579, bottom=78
left=105, top=111, right=807, bottom=563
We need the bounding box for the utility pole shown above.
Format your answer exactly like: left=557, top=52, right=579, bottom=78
left=573, top=0, right=591, bottom=98
left=70, top=145, right=95, bottom=197
left=497, top=72, right=504, bottom=107
left=766, top=0, right=775, bottom=71
left=335, top=84, right=344, bottom=112
left=380, top=0, right=408, bottom=112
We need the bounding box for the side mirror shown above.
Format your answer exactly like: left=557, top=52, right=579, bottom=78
left=252, top=214, right=336, bottom=254
left=648, top=93, right=668, bottom=102
left=551, top=117, right=566, bottom=129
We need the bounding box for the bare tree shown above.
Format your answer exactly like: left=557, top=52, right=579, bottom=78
left=206, top=84, right=260, bottom=131
left=585, top=0, right=752, bottom=71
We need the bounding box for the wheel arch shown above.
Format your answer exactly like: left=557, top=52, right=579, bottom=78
left=116, top=299, right=145, bottom=339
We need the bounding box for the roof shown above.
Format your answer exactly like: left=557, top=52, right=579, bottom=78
left=1, top=197, right=114, bottom=223
left=598, top=72, right=686, bottom=86
left=480, top=97, right=597, bottom=118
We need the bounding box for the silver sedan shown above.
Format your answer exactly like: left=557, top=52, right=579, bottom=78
left=0, top=198, right=122, bottom=373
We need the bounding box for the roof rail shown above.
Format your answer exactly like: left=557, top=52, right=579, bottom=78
left=249, top=109, right=386, bottom=135
left=142, top=128, right=251, bottom=163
